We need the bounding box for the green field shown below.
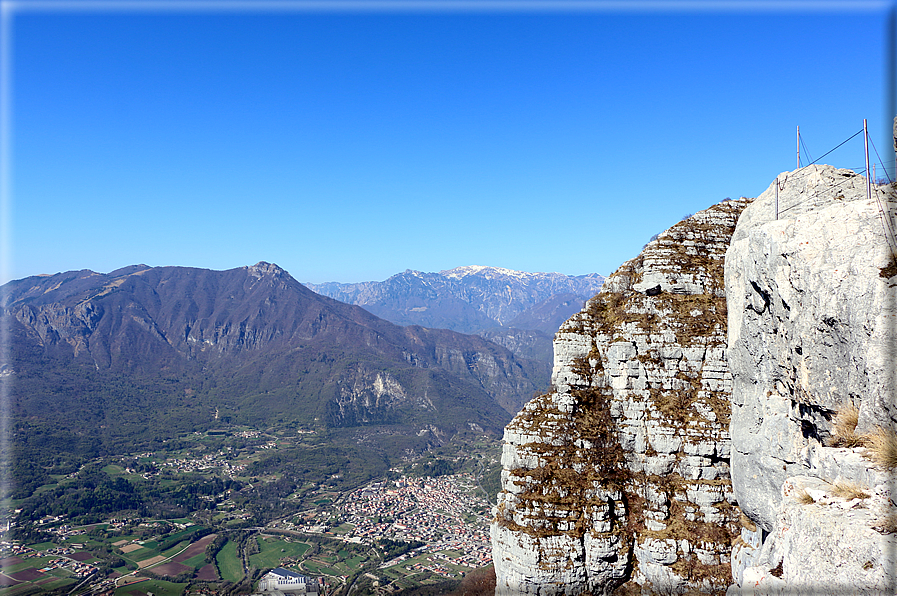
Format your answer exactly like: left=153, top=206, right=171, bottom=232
left=33, top=578, right=74, bottom=591
left=248, top=537, right=310, bottom=569
left=215, top=540, right=243, bottom=582
left=4, top=556, right=56, bottom=573
left=125, top=548, right=157, bottom=563
left=180, top=552, right=209, bottom=569
left=114, top=579, right=186, bottom=596
left=300, top=560, right=342, bottom=577
left=31, top=482, right=62, bottom=497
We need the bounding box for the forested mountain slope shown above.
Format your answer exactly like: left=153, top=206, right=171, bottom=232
left=3, top=262, right=544, bottom=498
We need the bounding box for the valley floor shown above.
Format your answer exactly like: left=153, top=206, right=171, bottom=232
left=3, top=427, right=500, bottom=596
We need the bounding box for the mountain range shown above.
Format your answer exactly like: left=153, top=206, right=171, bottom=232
left=306, top=266, right=605, bottom=363
left=3, top=262, right=548, bottom=490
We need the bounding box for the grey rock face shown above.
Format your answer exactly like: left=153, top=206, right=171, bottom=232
left=725, top=165, right=897, bottom=593
left=491, top=198, right=750, bottom=595
left=728, top=475, right=897, bottom=596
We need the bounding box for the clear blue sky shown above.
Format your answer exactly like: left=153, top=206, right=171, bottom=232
left=2, top=1, right=894, bottom=285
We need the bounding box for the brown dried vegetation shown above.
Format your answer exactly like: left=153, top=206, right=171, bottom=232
left=879, top=251, right=897, bottom=279
left=861, top=426, right=897, bottom=469
left=830, top=480, right=869, bottom=500
left=739, top=511, right=757, bottom=532
left=829, top=403, right=862, bottom=447
left=794, top=488, right=815, bottom=505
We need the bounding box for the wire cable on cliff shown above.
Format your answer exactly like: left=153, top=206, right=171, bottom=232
left=774, top=126, right=881, bottom=217
left=809, top=129, right=864, bottom=167
left=869, top=135, right=894, bottom=185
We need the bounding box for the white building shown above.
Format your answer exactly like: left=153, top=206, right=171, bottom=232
left=256, top=568, right=319, bottom=594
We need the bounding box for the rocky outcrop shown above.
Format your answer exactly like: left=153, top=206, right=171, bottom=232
left=725, top=165, right=897, bottom=595
left=491, top=198, right=750, bottom=595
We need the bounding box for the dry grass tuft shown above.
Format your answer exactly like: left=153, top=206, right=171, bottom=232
left=861, top=426, right=897, bottom=469
left=830, top=403, right=862, bottom=447
left=830, top=480, right=870, bottom=500
left=794, top=488, right=815, bottom=505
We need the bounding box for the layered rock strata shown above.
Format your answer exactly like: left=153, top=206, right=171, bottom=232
left=725, top=165, right=897, bottom=595
left=491, top=198, right=750, bottom=595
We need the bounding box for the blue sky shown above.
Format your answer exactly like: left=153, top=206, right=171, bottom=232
left=2, top=1, right=895, bottom=285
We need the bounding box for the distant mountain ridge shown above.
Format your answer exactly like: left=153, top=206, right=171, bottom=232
left=306, top=266, right=605, bottom=336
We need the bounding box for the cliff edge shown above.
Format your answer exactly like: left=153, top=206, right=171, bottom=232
left=490, top=164, right=897, bottom=595
left=725, top=165, right=897, bottom=595
left=491, top=198, right=750, bottom=594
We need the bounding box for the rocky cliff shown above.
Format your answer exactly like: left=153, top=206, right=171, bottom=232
left=491, top=198, right=750, bottom=594
left=725, top=165, right=897, bottom=595
left=491, top=164, right=897, bottom=595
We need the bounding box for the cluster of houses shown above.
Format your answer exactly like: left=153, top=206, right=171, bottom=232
left=157, top=450, right=248, bottom=476
left=381, top=540, right=491, bottom=577
left=0, top=543, right=98, bottom=580
left=337, top=475, right=492, bottom=551
left=402, top=557, right=460, bottom=578
left=39, top=557, right=97, bottom=579
left=2, top=542, right=37, bottom=557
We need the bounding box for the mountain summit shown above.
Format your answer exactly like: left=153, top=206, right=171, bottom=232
left=4, top=262, right=545, bottom=473
left=440, top=265, right=542, bottom=280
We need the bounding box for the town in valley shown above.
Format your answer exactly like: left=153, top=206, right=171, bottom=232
left=2, top=426, right=501, bottom=596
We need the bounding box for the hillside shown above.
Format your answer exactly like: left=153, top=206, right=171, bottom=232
left=3, top=262, right=545, bottom=498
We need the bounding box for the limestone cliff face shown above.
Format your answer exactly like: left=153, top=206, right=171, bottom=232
left=491, top=198, right=750, bottom=595
left=725, top=165, right=897, bottom=595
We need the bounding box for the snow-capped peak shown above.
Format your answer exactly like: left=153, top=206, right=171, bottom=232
left=440, top=266, right=540, bottom=280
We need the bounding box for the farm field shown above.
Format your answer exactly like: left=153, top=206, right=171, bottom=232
left=113, top=578, right=186, bottom=596
left=248, top=537, right=310, bottom=570
left=214, top=541, right=242, bottom=583
left=0, top=527, right=215, bottom=596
